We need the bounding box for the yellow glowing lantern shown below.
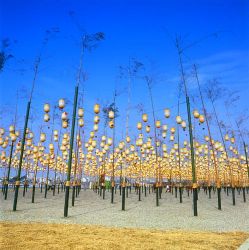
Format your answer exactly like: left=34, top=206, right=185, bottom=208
left=78, top=108, right=84, bottom=117
left=94, top=104, right=100, bottom=114
left=142, top=114, right=148, bottom=122
left=176, top=116, right=182, bottom=124
left=199, top=115, right=205, bottom=123
left=44, top=103, right=50, bottom=113
left=164, top=109, right=170, bottom=118
left=155, top=120, right=161, bottom=128
left=40, top=133, right=46, bottom=142
left=193, top=110, right=199, bottom=118
left=58, top=99, right=65, bottom=109
left=137, top=122, right=142, bottom=130
left=44, top=113, right=50, bottom=122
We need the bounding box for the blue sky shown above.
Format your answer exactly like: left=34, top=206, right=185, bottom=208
left=0, top=0, right=249, bottom=144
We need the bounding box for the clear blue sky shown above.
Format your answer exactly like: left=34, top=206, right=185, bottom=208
left=0, top=0, right=249, bottom=144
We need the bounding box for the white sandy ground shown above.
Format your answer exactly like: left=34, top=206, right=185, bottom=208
left=0, top=187, right=248, bottom=232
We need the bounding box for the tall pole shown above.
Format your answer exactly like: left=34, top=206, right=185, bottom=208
left=176, top=37, right=197, bottom=216
left=13, top=101, right=31, bottom=211
left=4, top=142, right=14, bottom=200
left=64, top=85, right=78, bottom=217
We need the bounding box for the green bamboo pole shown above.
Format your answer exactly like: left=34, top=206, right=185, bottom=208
left=186, top=96, right=197, bottom=216
left=64, top=85, right=78, bottom=217
left=13, top=101, right=31, bottom=211
left=4, top=141, right=14, bottom=200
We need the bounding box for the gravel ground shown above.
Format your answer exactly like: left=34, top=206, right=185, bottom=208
left=1, top=187, right=248, bottom=232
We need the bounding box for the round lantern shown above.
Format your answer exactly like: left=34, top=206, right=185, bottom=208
left=44, top=113, right=50, bottom=122
left=61, top=112, right=68, bottom=121
left=193, top=110, right=200, bottom=118
left=94, top=116, right=100, bottom=124
left=162, top=132, right=167, bottom=138
left=126, top=136, right=131, bottom=143
left=162, top=125, right=168, bottom=131
left=90, top=131, right=95, bottom=138
left=199, top=115, right=205, bottom=123
left=146, top=125, right=150, bottom=133
left=170, top=135, right=174, bottom=141
left=230, top=137, right=235, bottom=144
left=205, top=136, right=209, bottom=142
left=93, top=124, right=98, bottom=131
left=137, top=122, right=142, bottom=130
left=40, top=133, right=46, bottom=142
left=49, top=144, right=54, bottom=151
left=78, top=108, right=84, bottom=117
left=108, top=110, right=114, bottom=119
left=0, top=138, right=3, bottom=145
left=164, top=109, right=170, bottom=118
left=54, top=136, right=58, bottom=142
left=225, top=134, right=229, bottom=141
left=44, top=103, right=50, bottom=113
left=181, top=121, right=186, bottom=129
left=62, top=121, right=68, bottom=128
left=142, top=114, right=148, bottom=122
left=102, top=135, right=106, bottom=142
left=107, top=138, right=113, bottom=146
left=155, top=120, right=161, bottom=128
left=79, top=118, right=84, bottom=127
left=15, top=131, right=20, bottom=137
left=94, top=104, right=100, bottom=114
left=10, top=134, right=17, bottom=142
left=9, top=125, right=15, bottom=133
left=170, top=127, right=176, bottom=134
left=58, top=99, right=65, bottom=109
left=176, top=116, right=182, bottom=124
left=109, top=120, right=114, bottom=128
left=53, top=130, right=58, bottom=136
left=0, top=128, right=4, bottom=135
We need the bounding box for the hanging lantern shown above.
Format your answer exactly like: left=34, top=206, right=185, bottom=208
left=61, top=112, right=68, bottom=121
left=10, top=134, right=17, bottom=142
left=54, top=135, right=58, bottom=142
left=170, top=135, right=174, bottom=141
left=137, top=122, right=142, bottom=130
left=78, top=118, right=84, bottom=127
left=193, top=110, right=200, bottom=118
left=0, top=128, right=4, bottom=135
left=162, top=125, right=168, bottom=131
left=225, top=134, right=229, bottom=141
left=162, top=132, right=167, bottom=138
left=0, top=138, right=3, bottom=145
left=44, top=113, right=50, bottom=122
left=164, top=109, right=170, bottom=118
left=205, top=136, right=209, bottom=142
left=126, top=136, right=131, bottom=143
left=102, top=135, right=106, bottom=142
left=107, top=138, right=113, bottom=146
left=146, top=125, right=150, bottom=133
left=170, top=127, right=176, bottom=134
left=62, top=121, right=68, bottom=128
left=77, top=108, right=84, bottom=117
left=90, top=131, right=95, bottom=138
left=142, top=114, right=148, bottom=122
left=58, top=99, right=65, bottom=109
left=9, top=125, right=15, bottom=133
left=49, top=144, right=54, bottom=151
left=155, top=120, right=161, bottom=128
left=176, top=116, right=182, bottom=124
left=181, top=121, right=186, bottom=129
left=93, top=124, right=98, bottom=131
left=94, top=104, right=100, bottom=114
left=109, top=120, right=114, bottom=128
left=53, top=130, right=58, bottom=136
left=230, top=137, right=235, bottom=144
left=199, top=115, right=205, bottom=123
left=40, top=133, right=46, bottom=142
left=15, top=131, right=20, bottom=137
left=108, top=110, right=114, bottom=119
left=94, top=116, right=100, bottom=124
left=44, top=103, right=50, bottom=113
